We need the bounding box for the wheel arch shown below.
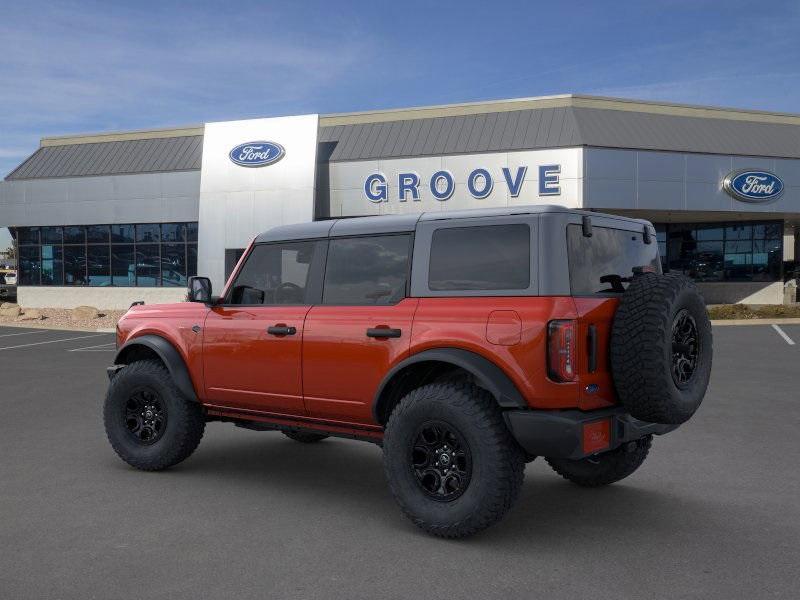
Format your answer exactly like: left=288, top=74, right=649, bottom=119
left=114, top=335, right=199, bottom=402
left=372, top=348, right=527, bottom=425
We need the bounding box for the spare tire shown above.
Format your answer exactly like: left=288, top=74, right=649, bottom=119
left=610, top=272, right=712, bottom=425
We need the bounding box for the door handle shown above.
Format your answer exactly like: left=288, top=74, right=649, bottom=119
left=267, top=325, right=297, bottom=336
left=366, top=327, right=402, bottom=339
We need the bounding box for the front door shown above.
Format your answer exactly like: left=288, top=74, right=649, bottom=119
left=302, top=234, right=416, bottom=425
left=203, top=239, right=322, bottom=415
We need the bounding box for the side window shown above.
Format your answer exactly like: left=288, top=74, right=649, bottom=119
left=323, top=235, right=410, bottom=305
left=428, top=224, right=530, bottom=291
left=227, top=241, right=315, bottom=305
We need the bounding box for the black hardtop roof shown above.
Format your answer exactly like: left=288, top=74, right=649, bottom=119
left=253, top=205, right=650, bottom=243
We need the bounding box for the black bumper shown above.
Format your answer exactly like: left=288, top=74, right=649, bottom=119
left=504, top=407, right=678, bottom=461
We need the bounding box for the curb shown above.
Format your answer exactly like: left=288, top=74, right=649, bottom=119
left=711, top=318, right=800, bottom=326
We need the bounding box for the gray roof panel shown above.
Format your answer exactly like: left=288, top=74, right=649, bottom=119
left=6, top=135, right=203, bottom=180
left=322, top=105, right=800, bottom=161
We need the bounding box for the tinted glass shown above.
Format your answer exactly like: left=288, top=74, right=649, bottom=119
left=567, top=225, right=661, bottom=295
left=18, top=227, right=39, bottom=245
left=136, top=245, right=160, bottom=286
left=111, top=224, right=135, bottom=243
left=41, top=227, right=62, bottom=244
left=187, top=245, right=198, bottom=278
left=228, top=242, right=315, bottom=305
left=186, top=222, right=198, bottom=242
left=63, top=226, right=85, bottom=244
left=19, top=246, right=40, bottom=285
left=111, top=245, right=135, bottom=286
left=161, top=223, right=184, bottom=243
left=161, top=244, right=187, bottom=287
left=429, top=225, right=530, bottom=291
left=87, top=245, right=110, bottom=286
left=64, top=246, right=87, bottom=285
left=86, top=225, right=109, bottom=244
left=136, top=224, right=160, bottom=243
left=324, top=235, right=410, bottom=305
left=41, top=245, right=63, bottom=285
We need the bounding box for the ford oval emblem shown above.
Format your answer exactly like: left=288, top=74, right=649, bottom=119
left=229, top=141, right=285, bottom=167
left=723, top=169, right=784, bottom=203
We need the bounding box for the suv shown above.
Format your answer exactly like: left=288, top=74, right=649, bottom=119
left=104, top=205, right=712, bottom=538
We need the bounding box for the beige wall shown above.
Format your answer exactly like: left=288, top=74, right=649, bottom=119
left=17, top=287, right=187, bottom=310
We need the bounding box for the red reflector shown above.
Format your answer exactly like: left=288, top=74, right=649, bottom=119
left=582, top=419, right=611, bottom=454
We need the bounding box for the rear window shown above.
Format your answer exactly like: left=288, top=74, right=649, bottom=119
left=567, top=224, right=661, bottom=295
left=428, top=224, right=530, bottom=291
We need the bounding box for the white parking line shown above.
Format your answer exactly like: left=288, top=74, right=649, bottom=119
left=771, top=324, right=795, bottom=346
left=0, top=330, right=49, bottom=338
left=0, top=333, right=109, bottom=351
left=68, top=341, right=116, bottom=352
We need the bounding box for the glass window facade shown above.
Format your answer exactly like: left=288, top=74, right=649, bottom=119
left=14, top=223, right=198, bottom=287
left=655, top=221, right=782, bottom=282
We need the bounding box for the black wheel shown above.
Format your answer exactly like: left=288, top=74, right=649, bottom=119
left=611, top=272, right=713, bottom=425
left=282, top=430, right=329, bottom=443
left=546, top=435, right=652, bottom=487
left=104, top=359, right=205, bottom=471
left=383, top=380, right=525, bottom=538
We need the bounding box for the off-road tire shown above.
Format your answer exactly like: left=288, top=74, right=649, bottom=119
left=611, top=272, right=712, bottom=425
left=282, top=430, right=329, bottom=443
left=383, top=380, right=525, bottom=538
left=546, top=435, right=652, bottom=487
left=104, top=359, right=205, bottom=471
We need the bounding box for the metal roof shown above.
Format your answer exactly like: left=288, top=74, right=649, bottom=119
left=6, top=135, right=203, bottom=180
left=320, top=106, right=800, bottom=161
left=8, top=94, right=800, bottom=181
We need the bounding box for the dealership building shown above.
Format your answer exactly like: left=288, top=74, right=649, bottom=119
left=1, top=93, right=799, bottom=308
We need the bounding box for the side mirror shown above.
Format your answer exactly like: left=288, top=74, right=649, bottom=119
left=188, top=276, right=212, bottom=303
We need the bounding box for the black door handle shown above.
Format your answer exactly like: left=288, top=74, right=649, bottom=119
left=366, top=327, right=402, bottom=339
left=267, top=325, right=297, bottom=336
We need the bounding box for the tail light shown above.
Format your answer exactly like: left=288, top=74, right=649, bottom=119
left=547, top=320, right=576, bottom=382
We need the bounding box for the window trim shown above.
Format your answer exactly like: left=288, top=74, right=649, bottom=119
left=320, top=232, right=414, bottom=307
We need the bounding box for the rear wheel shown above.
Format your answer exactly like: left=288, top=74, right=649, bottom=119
left=282, top=430, right=329, bottom=443
left=383, top=380, right=525, bottom=538
left=545, top=435, right=652, bottom=487
left=104, top=359, right=205, bottom=471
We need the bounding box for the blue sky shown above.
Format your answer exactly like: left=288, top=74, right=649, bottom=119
left=1, top=0, right=799, bottom=249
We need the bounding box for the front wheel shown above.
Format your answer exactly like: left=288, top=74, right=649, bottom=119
left=383, top=380, right=525, bottom=538
left=545, top=435, right=652, bottom=487
left=104, top=359, right=205, bottom=471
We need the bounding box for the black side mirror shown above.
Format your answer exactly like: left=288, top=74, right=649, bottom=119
left=188, top=276, right=212, bottom=303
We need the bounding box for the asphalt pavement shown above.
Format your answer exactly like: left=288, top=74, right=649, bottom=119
left=0, top=323, right=798, bottom=599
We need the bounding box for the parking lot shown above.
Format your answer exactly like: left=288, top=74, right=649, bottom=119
left=0, top=323, right=798, bottom=600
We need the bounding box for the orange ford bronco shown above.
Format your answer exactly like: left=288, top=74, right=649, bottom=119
left=105, top=205, right=712, bottom=537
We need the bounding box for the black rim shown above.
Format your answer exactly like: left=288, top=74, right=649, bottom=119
left=410, top=421, right=472, bottom=502
left=124, top=387, right=167, bottom=445
left=671, top=309, right=699, bottom=387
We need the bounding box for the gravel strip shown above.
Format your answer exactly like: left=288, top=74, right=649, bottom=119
left=0, top=308, right=127, bottom=331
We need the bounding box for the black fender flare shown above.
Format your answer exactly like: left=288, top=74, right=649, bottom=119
left=372, top=348, right=527, bottom=423
left=113, top=335, right=199, bottom=402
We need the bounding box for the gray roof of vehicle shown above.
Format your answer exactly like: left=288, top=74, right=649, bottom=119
left=253, top=205, right=649, bottom=243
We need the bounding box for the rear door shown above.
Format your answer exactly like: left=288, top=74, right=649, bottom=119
left=203, top=239, right=324, bottom=415
left=302, top=234, right=416, bottom=425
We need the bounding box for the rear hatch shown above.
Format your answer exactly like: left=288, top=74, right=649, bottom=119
left=566, top=221, right=661, bottom=409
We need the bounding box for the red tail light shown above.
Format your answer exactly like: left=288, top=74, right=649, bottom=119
left=547, top=320, right=576, bottom=382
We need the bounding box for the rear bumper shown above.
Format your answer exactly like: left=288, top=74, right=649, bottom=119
left=503, top=407, right=678, bottom=461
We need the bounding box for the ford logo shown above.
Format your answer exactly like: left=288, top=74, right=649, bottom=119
left=229, top=141, right=285, bottom=167
left=723, top=169, right=784, bottom=203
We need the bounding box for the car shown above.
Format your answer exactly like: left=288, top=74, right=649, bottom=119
left=104, top=205, right=713, bottom=538
left=0, top=269, right=16, bottom=300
